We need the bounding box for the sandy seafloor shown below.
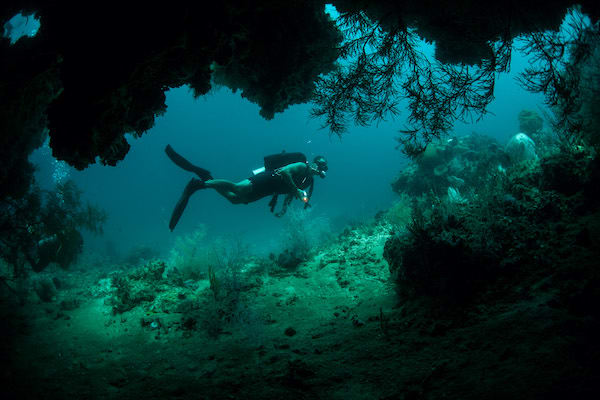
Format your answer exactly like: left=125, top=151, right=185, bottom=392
left=4, top=216, right=598, bottom=400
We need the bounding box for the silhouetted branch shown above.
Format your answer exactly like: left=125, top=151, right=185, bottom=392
left=312, top=11, right=512, bottom=155
left=517, top=8, right=600, bottom=150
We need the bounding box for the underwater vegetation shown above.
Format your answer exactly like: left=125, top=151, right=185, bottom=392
left=167, top=225, right=218, bottom=281
left=99, top=217, right=333, bottom=341
left=0, top=180, right=106, bottom=284
left=385, top=148, right=600, bottom=302
left=519, top=11, right=600, bottom=153
left=313, top=4, right=600, bottom=157
left=391, top=132, right=510, bottom=198
left=385, top=103, right=600, bottom=304
left=106, top=239, right=262, bottom=340
left=274, top=208, right=332, bottom=270
left=375, top=113, right=600, bottom=396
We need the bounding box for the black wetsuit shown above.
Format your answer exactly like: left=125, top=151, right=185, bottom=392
left=247, top=165, right=313, bottom=203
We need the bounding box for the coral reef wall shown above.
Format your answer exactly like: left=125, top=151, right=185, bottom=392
left=0, top=1, right=341, bottom=178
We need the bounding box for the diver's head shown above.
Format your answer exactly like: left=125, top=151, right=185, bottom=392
left=312, top=155, right=328, bottom=178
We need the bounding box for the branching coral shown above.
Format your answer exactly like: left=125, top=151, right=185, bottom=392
left=314, top=1, right=599, bottom=156
left=168, top=225, right=216, bottom=280
left=384, top=144, right=600, bottom=304
left=518, top=9, right=600, bottom=152
left=311, top=8, right=512, bottom=157
left=0, top=180, right=106, bottom=277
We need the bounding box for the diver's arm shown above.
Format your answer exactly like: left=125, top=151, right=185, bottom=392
left=276, top=162, right=307, bottom=199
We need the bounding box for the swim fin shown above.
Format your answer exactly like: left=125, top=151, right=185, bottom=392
left=169, top=178, right=206, bottom=231
left=165, top=144, right=213, bottom=181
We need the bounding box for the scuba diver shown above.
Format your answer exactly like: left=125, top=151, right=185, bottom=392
left=165, top=145, right=328, bottom=231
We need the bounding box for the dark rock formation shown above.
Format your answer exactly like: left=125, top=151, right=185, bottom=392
left=333, top=0, right=599, bottom=64
left=0, top=1, right=341, bottom=178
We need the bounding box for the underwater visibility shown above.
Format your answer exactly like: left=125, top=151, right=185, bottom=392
left=2, top=2, right=600, bottom=399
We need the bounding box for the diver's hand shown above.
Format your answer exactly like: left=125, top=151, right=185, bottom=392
left=295, top=188, right=304, bottom=200
left=297, top=189, right=310, bottom=204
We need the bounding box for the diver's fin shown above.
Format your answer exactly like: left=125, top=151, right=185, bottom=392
left=165, top=144, right=213, bottom=180
left=169, top=178, right=206, bottom=231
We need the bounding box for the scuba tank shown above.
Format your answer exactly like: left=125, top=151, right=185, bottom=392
left=253, top=151, right=307, bottom=175
left=264, top=151, right=307, bottom=170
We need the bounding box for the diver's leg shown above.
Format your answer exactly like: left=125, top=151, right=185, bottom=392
left=205, top=179, right=252, bottom=204
left=165, top=145, right=213, bottom=180
left=169, top=178, right=206, bottom=231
